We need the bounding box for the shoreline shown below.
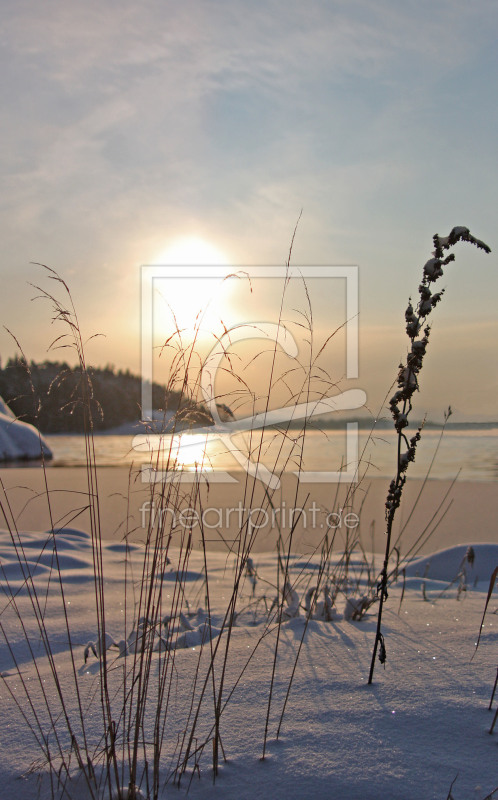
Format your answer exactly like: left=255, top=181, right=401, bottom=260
left=1, top=466, right=496, bottom=556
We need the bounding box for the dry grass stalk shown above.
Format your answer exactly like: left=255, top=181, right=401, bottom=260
left=368, top=227, right=491, bottom=684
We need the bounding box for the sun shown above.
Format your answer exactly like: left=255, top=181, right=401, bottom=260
left=153, top=236, right=230, bottom=268
left=150, top=236, right=234, bottom=333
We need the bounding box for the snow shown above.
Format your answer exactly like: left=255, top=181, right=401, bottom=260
left=0, top=397, right=53, bottom=461
left=0, top=527, right=497, bottom=800
left=405, top=544, right=497, bottom=584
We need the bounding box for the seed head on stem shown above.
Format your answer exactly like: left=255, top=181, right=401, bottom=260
left=368, top=226, right=491, bottom=684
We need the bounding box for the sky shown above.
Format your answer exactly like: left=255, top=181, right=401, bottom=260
left=1, top=0, right=497, bottom=421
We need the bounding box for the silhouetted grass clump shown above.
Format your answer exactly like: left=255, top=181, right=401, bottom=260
left=0, top=229, right=493, bottom=798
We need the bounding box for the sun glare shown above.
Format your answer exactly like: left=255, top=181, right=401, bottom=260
left=151, top=236, right=234, bottom=333
left=133, top=432, right=212, bottom=471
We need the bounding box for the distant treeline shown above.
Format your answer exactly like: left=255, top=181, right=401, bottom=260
left=0, top=357, right=207, bottom=433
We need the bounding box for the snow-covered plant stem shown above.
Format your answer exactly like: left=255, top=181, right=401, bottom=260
left=367, top=227, right=491, bottom=684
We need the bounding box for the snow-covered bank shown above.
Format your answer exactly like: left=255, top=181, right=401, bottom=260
left=0, top=397, right=52, bottom=461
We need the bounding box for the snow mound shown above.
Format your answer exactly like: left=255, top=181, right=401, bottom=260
left=404, top=543, right=498, bottom=584
left=0, top=527, right=142, bottom=592
left=0, top=397, right=53, bottom=461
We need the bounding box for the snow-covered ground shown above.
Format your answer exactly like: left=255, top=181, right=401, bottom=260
left=0, top=527, right=496, bottom=800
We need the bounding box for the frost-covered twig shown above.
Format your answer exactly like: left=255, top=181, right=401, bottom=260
left=368, top=227, right=491, bottom=684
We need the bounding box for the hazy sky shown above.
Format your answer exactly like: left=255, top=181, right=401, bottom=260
left=1, top=0, right=497, bottom=420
